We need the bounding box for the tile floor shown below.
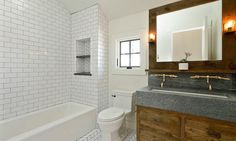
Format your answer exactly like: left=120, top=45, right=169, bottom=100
left=78, top=129, right=136, bottom=141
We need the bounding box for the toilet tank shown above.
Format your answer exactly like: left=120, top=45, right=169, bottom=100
left=111, top=90, right=133, bottom=113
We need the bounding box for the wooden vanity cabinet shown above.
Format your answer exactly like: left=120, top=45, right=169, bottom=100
left=184, top=118, right=236, bottom=141
left=137, top=106, right=236, bottom=141
left=137, top=106, right=182, bottom=141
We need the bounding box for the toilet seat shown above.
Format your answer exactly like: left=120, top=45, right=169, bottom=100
left=98, top=107, right=124, bottom=122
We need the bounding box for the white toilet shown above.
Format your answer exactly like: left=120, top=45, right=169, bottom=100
left=98, top=91, right=133, bottom=141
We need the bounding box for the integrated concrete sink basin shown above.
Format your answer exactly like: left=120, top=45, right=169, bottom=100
left=151, top=89, right=228, bottom=99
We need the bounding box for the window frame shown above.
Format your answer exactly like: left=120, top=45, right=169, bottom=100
left=111, top=29, right=147, bottom=76
left=119, top=39, right=141, bottom=69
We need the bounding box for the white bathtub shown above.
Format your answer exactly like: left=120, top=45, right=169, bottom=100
left=0, top=102, right=96, bottom=141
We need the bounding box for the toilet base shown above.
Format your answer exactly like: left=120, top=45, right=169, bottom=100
left=101, top=130, right=122, bottom=141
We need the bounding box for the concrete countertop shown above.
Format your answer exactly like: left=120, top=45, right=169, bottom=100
left=135, top=87, right=236, bottom=123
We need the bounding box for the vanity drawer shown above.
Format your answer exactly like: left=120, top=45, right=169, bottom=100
left=137, top=106, right=181, bottom=141
left=184, top=118, right=236, bottom=141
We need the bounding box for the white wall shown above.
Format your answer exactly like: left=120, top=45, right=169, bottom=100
left=108, top=11, right=148, bottom=103
left=0, top=0, right=71, bottom=120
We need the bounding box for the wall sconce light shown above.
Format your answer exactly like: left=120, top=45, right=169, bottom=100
left=224, top=20, right=236, bottom=33
left=149, top=33, right=156, bottom=44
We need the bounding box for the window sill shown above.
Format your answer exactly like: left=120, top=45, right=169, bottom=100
left=111, top=68, right=147, bottom=76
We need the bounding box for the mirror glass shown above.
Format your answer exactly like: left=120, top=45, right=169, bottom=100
left=156, top=1, right=222, bottom=62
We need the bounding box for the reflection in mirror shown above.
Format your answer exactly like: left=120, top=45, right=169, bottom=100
left=156, top=0, right=222, bottom=62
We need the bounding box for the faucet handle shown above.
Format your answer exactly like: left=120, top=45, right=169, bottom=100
left=167, top=74, right=178, bottom=78
left=154, top=74, right=165, bottom=77
left=190, top=75, right=231, bottom=80
left=154, top=74, right=178, bottom=78
left=216, top=76, right=231, bottom=81
left=190, top=75, right=200, bottom=79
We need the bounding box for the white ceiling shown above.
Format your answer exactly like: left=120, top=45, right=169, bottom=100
left=57, top=0, right=98, bottom=14
left=58, top=0, right=180, bottom=20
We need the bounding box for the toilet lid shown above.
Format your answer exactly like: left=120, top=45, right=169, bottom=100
left=98, top=107, right=124, bottom=122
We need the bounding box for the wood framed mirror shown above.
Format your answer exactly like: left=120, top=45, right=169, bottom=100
left=148, top=0, right=236, bottom=73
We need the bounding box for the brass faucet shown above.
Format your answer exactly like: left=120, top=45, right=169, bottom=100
left=154, top=74, right=178, bottom=88
left=190, top=75, right=231, bottom=91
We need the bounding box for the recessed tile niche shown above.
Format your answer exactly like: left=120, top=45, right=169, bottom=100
left=75, top=38, right=91, bottom=76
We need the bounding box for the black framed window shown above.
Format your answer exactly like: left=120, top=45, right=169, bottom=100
left=119, top=39, right=140, bottom=69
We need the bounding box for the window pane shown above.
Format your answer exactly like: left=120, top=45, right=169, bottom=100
left=131, top=40, right=140, bottom=53
left=131, top=54, right=140, bottom=67
left=120, top=55, right=129, bottom=67
left=120, top=41, right=130, bottom=54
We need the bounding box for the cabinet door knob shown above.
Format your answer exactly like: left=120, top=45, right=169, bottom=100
left=207, top=128, right=221, bottom=139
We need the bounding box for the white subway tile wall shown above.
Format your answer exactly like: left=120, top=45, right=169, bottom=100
left=71, top=5, right=98, bottom=108
left=0, top=0, right=72, bottom=120
left=97, top=6, right=109, bottom=112
left=71, top=5, right=109, bottom=112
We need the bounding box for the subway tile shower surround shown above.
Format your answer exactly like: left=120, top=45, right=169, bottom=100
left=0, top=0, right=109, bottom=121
left=70, top=5, right=109, bottom=112
left=0, top=0, right=72, bottom=120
